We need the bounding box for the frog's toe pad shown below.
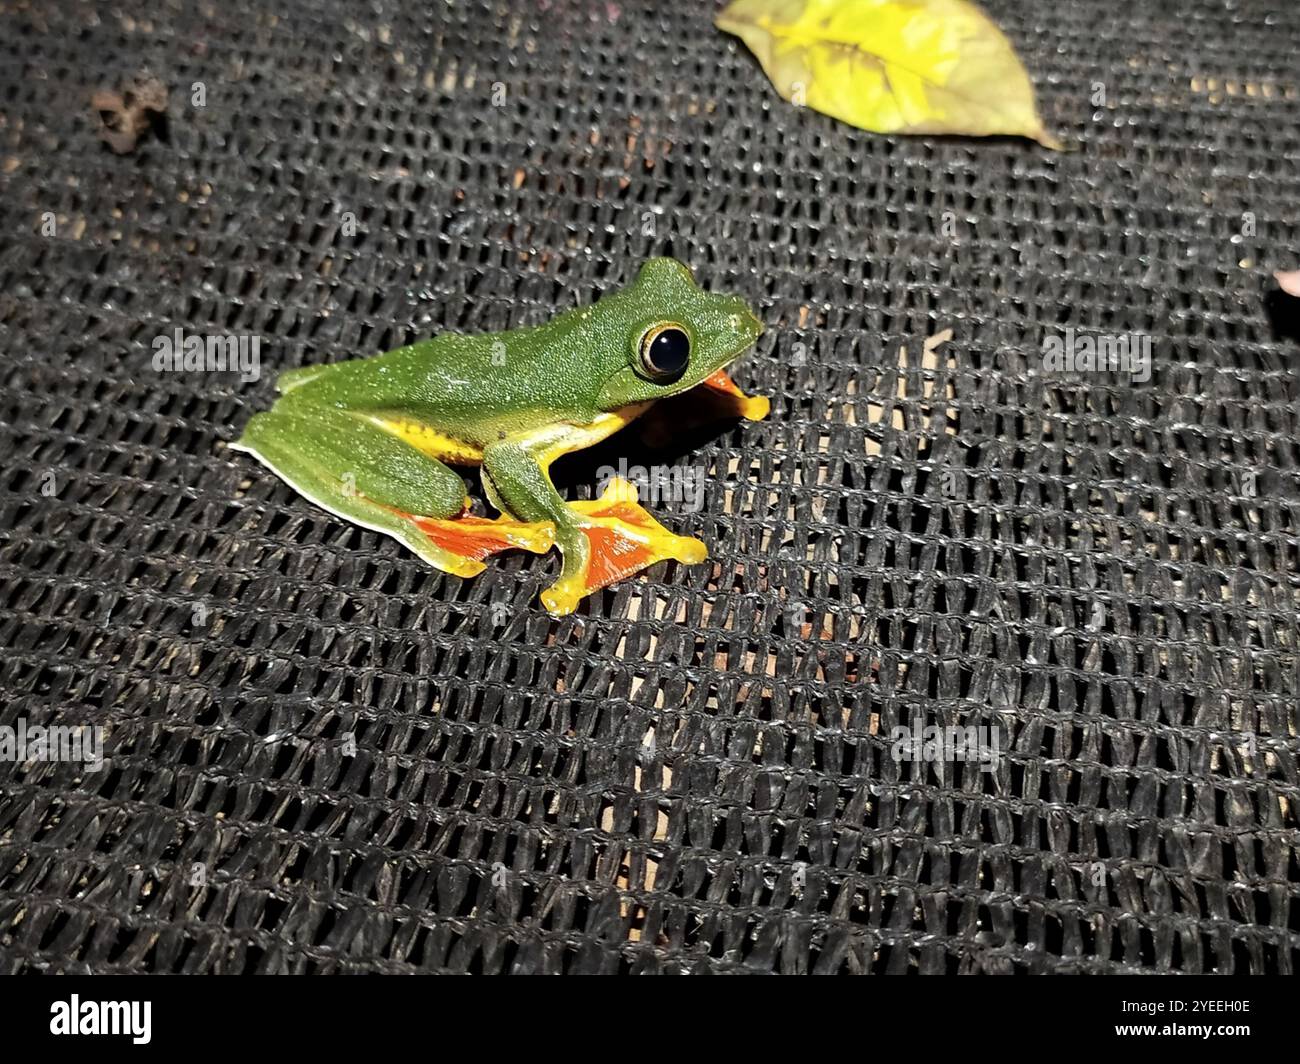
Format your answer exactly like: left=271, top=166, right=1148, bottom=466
left=541, top=479, right=707, bottom=614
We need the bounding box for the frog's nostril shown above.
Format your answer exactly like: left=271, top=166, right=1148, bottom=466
left=723, top=297, right=763, bottom=338
left=737, top=308, right=763, bottom=342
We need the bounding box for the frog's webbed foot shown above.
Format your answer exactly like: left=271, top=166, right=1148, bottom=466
left=401, top=509, right=555, bottom=577
left=540, top=478, right=707, bottom=615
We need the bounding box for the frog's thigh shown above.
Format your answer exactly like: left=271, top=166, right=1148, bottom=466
left=234, top=404, right=490, bottom=574
left=238, top=404, right=469, bottom=517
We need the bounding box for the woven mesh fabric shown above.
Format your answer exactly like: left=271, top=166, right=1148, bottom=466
left=2, top=0, right=1299, bottom=975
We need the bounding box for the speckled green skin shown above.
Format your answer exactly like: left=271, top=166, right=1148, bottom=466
left=231, top=257, right=763, bottom=611
left=267, top=257, right=759, bottom=445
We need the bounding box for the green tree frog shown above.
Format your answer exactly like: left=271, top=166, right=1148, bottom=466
left=231, top=257, right=769, bottom=615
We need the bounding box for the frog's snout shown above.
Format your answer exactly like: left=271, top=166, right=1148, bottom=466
left=721, top=296, right=764, bottom=345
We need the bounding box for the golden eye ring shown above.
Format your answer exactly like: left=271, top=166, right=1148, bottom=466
left=638, top=322, right=691, bottom=383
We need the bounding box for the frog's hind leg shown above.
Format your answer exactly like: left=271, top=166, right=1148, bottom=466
left=232, top=404, right=552, bottom=577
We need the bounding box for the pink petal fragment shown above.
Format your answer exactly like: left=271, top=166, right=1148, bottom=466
left=1275, top=270, right=1300, bottom=298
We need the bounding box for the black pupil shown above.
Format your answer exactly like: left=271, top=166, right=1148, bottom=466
left=646, top=327, right=689, bottom=378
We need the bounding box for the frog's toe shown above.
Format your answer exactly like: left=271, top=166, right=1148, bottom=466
left=539, top=581, right=585, bottom=617
left=540, top=478, right=708, bottom=614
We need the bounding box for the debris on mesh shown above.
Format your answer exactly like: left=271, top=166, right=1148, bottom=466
left=91, top=76, right=168, bottom=154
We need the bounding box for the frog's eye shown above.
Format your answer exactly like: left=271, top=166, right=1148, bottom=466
left=638, top=323, right=691, bottom=383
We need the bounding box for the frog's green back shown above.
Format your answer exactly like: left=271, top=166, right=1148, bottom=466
left=263, top=258, right=761, bottom=450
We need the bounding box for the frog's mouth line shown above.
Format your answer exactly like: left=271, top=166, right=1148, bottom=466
left=697, top=368, right=770, bottom=421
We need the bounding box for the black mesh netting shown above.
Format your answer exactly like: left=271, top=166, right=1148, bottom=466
left=1, top=0, right=1298, bottom=975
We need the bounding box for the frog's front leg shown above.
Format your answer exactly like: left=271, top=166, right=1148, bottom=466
left=482, top=424, right=707, bottom=616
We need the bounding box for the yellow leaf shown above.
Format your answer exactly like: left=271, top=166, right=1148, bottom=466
left=715, top=0, right=1063, bottom=149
